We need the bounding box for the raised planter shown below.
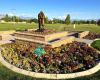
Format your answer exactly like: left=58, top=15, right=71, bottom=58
left=0, top=41, right=100, bottom=79
left=14, top=31, right=69, bottom=42
left=79, top=31, right=89, bottom=38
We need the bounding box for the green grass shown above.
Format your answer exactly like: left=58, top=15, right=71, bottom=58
left=0, top=23, right=100, bottom=33
left=45, top=24, right=100, bottom=33
left=91, top=40, right=100, bottom=51
left=0, top=23, right=37, bottom=31
left=0, top=23, right=100, bottom=80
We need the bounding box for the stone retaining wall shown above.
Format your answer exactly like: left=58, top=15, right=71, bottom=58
left=45, top=31, right=68, bottom=41
left=51, top=36, right=75, bottom=48
left=14, top=31, right=69, bottom=42
left=0, top=41, right=100, bottom=79
left=79, top=31, right=89, bottom=38
left=14, top=33, right=45, bottom=41
left=15, top=37, right=50, bottom=45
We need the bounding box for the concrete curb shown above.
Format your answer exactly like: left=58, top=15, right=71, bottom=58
left=0, top=41, right=100, bottom=79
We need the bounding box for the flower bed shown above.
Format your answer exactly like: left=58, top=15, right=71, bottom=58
left=83, top=32, right=100, bottom=40
left=23, top=29, right=57, bottom=35
left=1, top=41, right=100, bottom=74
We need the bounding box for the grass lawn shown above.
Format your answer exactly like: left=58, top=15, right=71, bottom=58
left=45, top=24, right=100, bottom=33
left=0, top=23, right=100, bottom=33
left=91, top=40, right=100, bottom=51
left=0, top=23, right=100, bottom=80
left=0, top=23, right=37, bottom=31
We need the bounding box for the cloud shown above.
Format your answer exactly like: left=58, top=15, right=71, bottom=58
left=57, top=11, right=100, bottom=20
left=58, top=15, right=66, bottom=19
left=6, top=13, right=34, bottom=18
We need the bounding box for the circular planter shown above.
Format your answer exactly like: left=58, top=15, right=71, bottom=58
left=0, top=41, right=100, bottom=79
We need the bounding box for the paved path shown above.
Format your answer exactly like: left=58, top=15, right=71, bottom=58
left=0, top=40, right=12, bottom=45
left=0, top=34, right=15, bottom=41
left=75, top=38, right=94, bottom=44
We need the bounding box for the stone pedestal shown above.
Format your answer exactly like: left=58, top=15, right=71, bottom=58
left=13, top=31, right=75, bottom=48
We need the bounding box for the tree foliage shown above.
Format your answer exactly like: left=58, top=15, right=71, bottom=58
left=53, top=18, right=64, bottom=24
left=65, top=14, right=71, bottom=25
left=12, top=16, right=19, bottom=22
left=3, top=14, right=9, bottom=22
left=72, top=20, right=97, bottom=24
left=45, top=16, right=49, bottom=24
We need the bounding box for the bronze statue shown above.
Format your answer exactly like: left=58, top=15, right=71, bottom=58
left=38, top=11, right=45, bottom=32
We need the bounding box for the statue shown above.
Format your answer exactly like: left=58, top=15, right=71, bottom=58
left=38, top=11, right=45, bottom=32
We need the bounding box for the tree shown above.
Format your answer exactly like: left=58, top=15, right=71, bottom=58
left=15, top=16, right=19, bottom=22
left=26, top=19, right=31, bottom=23
left=4, top=14, right=9, bottom=22
left=32, top=18, right=38, bottom=23
left=91, top=20, right=96, bottom=24
left=53, top=18, right=64, bottom=24
left=97, top=19, right=100, bottom=26
left=12, top=16, right=16, bottom=22
left=73, top=20, right=78, bottom=24
left=86, top=20, right=90, bottom=24
left=48, top=20, right=53, bottom=24
left=53, top=18, right=58, bottom=23
left=65, top=14, right=71, bottom=25
left=45, top=16, right=49, bottom=24
left=12, top=16, right=19, bottom=22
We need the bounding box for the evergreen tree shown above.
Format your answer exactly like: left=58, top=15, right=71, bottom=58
left=65, top=14, right=71, bottom=25
left=4, top=14, right=9, bottom=22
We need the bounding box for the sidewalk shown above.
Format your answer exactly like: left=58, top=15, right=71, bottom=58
left=75, top=38, right=93, bottom=44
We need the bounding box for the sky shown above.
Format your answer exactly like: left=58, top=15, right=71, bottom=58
left=0, top=0, right=100, bottom=20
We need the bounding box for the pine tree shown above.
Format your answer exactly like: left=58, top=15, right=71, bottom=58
left=4, top=14, right=9, bottom=22
left=65, top=14, right=71, bottom=25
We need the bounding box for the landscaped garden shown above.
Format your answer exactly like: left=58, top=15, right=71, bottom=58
left=0, top=24, right=100, bottom=80
left=1, top=40, right=100, bottom=74
left=0, top=0, right=100, bottom=79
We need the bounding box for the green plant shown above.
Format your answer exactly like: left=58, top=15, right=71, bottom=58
left=91, top=40, right=100, bottom=51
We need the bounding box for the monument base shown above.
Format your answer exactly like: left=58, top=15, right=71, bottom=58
left=13, top=30, right=76, bottom=48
